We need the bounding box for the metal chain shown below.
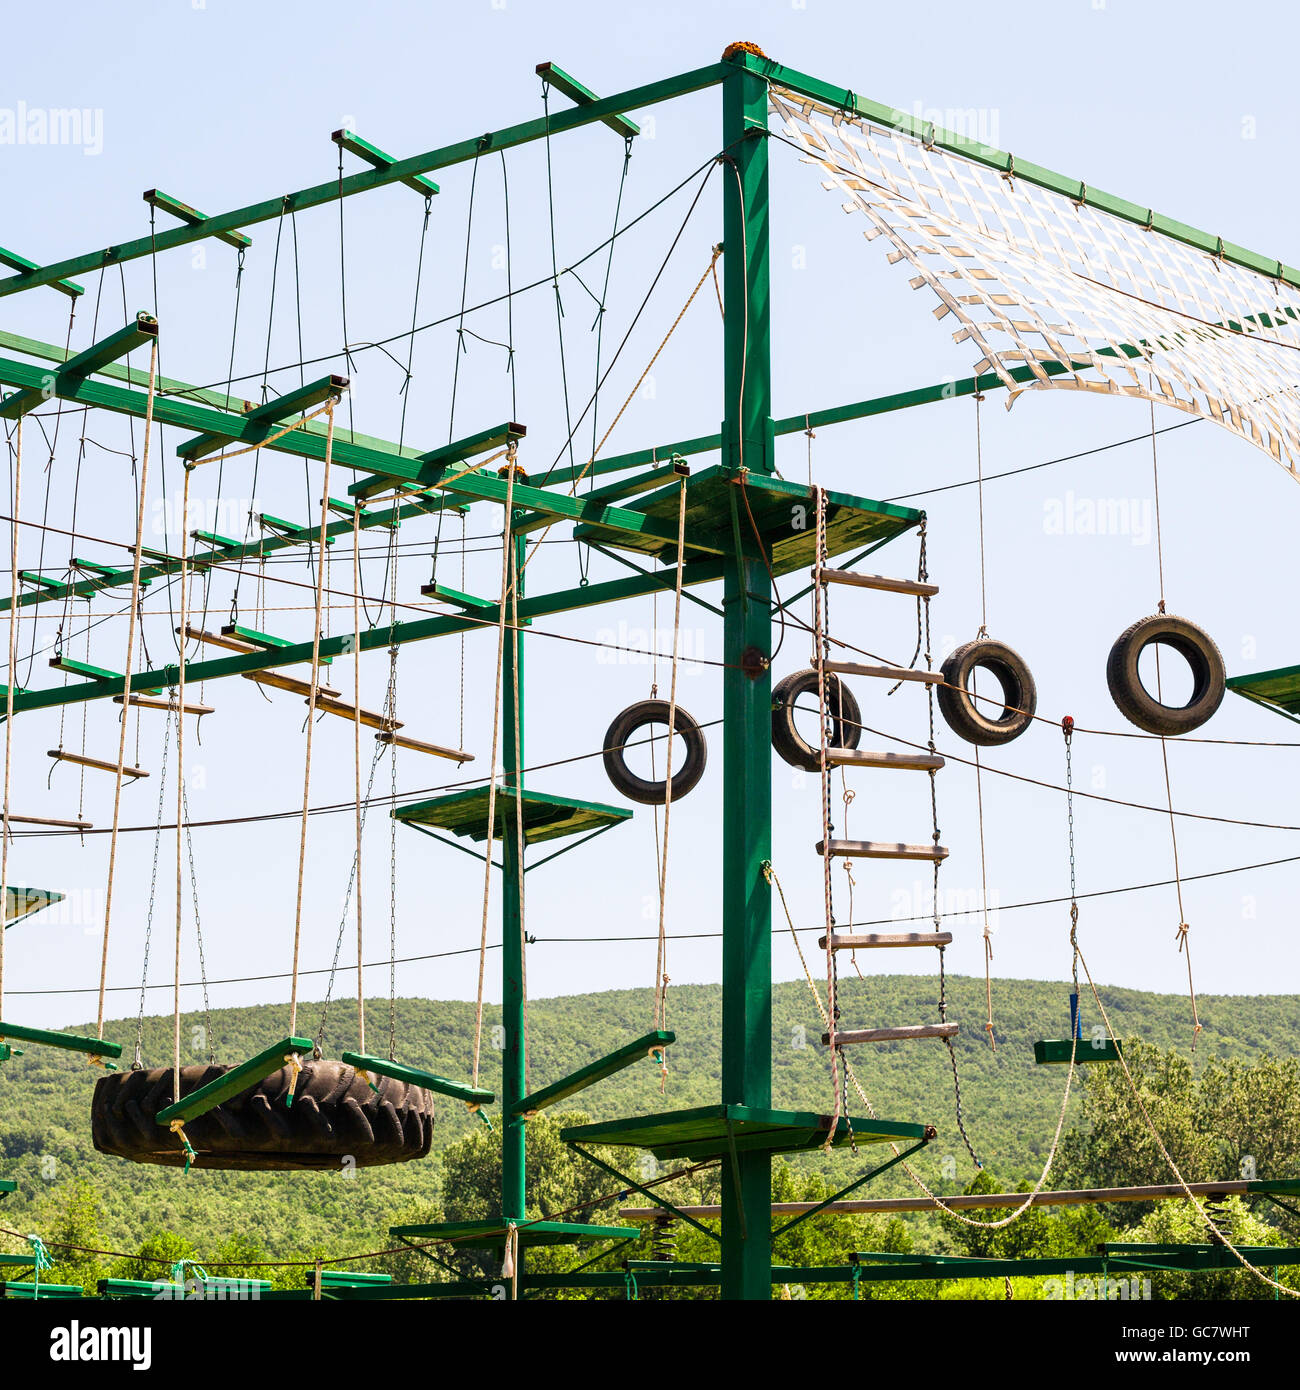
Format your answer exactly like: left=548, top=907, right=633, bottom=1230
left=180, top=779, right=214, bottom=1063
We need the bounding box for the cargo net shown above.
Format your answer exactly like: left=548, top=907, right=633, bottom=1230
left=770, top=86, right=1300, bottom=476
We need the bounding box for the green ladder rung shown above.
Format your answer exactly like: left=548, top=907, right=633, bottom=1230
left=258, top=513, right=336, bottom=545
left=2, top=1281, right=85, bottom=1299
left=19, top=570, right=66, bottom=591
left=340, top=1051, right=494, bottom=1107
left=155, top=1036, right=313, bottom=1125
left=513, top=1030, right=674, bottom=1117
left=49, top=656, right=163, bottom=695
left=72, top=557, right=151, bottom=588
left=0, top=1021, right=122, bottom=1058
left=1034, top=1038, right=1123, bottom=1065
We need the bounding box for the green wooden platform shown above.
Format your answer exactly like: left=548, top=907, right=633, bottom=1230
left=514, top=1030, right=673, bottom=1117
left=3, top=885, right=64, bottom=926
left=393, top=786, right=631, bottom=846
left=1227, top=663, right=1300, bottom=723
left=155, top=1036, right=312, bottom=1125
left=0, top=1179, right=15, bottom=1198
left=561, top=1104, right=930, bottom=1161
left=570, top=466, right=921, bottom=576
left=0, top=1021, right=122, bottom=1059
left=1034, top=1039, right=1123, bottom=1065
left=340, top=1051, right=494, bottom=1107
left=389, top=1218, right=639, bottom=1250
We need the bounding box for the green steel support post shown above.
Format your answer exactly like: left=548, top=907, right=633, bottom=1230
left=719, top=53, right=774, bottom=1302
left=501, top=527, right=528, bottom=1298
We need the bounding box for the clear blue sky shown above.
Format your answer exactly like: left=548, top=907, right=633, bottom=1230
left=3, top=0, right=1298, bottom=1044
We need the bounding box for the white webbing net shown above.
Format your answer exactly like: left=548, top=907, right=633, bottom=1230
left=770, top=86, right=1300, bottom=476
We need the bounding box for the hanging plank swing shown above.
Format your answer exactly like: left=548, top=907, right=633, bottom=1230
left=1034, top=993, right=1122, bottom=1065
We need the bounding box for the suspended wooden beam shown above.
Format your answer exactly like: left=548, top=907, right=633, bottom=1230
left=0, top=313, right=157, bottom=419
left=536, top=63, right=641, bottom=140
left=224, top=625, right=333, bottom=666
left=111, top=694, right=214, bottom=716
left=48, top=749, right=148, bottom=779
left=375, top=730, right=472, bottom=762
left=340, top=1051, right=494, bottom=1107
left=820, top=659, right=941, bottom=685
left=513, top=1031, right=674, bottom=1117
left=177, top=374, right=349, bottom=462
left=242, top=670, right=340, bottom=699
left=822, top=749, right=944, bottom=771
left=0, top=1021, right=122, bottom=1059
left=331, top=130, right=439, bottom=197
left=5, top=813, right=93, bottom=830
left=307, top=696, right=402, bottom=731
left=823, top=1023, right=959, bottom=1045
left=817, top=839, right=949, bottom=862
left=0, top=244, right=84, bottom=298
left=820, top=568, right=938, bottom=598
left=820, top=931, right=952, bottom=950
left=143, top=188, right=252, bottom=250
left=155, top=1036, right=313, bottom=1125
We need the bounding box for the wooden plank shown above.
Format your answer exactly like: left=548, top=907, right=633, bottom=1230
left=155, top=1036, right=313, bottom=1125
left=340, top=1051, right=494, bottom=1106
left=112, top=694, right=214, bottom=716
left=817, top=839, right=948, bottom=862
left=375, top=730, right=472, bottom=762
left=308, top=696, right=403, bottom=731
left=821, top=568, right=938, bottom=597
left=824, top=1024, right=959, bottom=1045
left=1035, top=1038, right=1123, bottom=1065
left=242, top=670, right=340, bottom=699
left=513, top=1030, right=674, bottom=1117
left=822, top=749, right=944, bottom=771
left=47, top=749, right=148, bottom=779
left=819, top=931, right=952, bottom=950
left=0, top=1021, right=122, bottom=1057
left=820, top=660, right=940, bottom=685
left=5, top=813, right=93, bottom=830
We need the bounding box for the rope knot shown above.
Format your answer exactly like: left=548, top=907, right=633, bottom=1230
left=1175, top=921, right=1191, bottom=952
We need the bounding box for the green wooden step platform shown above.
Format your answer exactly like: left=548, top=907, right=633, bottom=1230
left=514, top=1030, right=672, bottom=1117
left=1227, top=662, right=1300, bottom=723
left=389, top=1218, right=639, bottom=1251
left=156, top=1036, right=312, bottom=1125
left=561, top=1104, right=931, bottom=1162
left=340, top=1051, right=494, bottom=1108
left=0, top=1179, right=16, bottom=1198
left=570, top=465, right=921, bottom=577
left=1035, top=1038, right=1123, bottom=1065
left=393, top=786, right=631, bottom=846
left=3, top=885, right=64, bottom=927
left=0, top=1021, right=121, bottom=1061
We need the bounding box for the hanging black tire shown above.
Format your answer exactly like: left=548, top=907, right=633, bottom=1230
left=770, top=669, right=863, bottom=771
left=1106, top=614, right=1225, bottom=736
left=90, top=1057, right=434, bottom=1171
left=938, top=639, right=1037, bottom=746
left=602, top=699, right=707, bottom=805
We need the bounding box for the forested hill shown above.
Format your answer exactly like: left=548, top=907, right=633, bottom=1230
left=1, top=974, right=1295, bottom=1260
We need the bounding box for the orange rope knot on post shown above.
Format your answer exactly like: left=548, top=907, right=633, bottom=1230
left=284, top=1051, right=304, bottom=1108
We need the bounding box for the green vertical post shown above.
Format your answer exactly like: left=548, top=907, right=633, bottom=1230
left=719, top=51, right=774, bottom=1302
left=501, top=528, right=528, bottom=1296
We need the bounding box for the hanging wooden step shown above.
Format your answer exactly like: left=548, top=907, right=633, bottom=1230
left=242, top=670, right=340, bottom=699
left=47, top=749, right=148, bottom=779
left=822, top=749, right=944, bottom=771
left=819, top=931, right=953, bottom=951
left=112, top=694, right=214, bottom=716
left=823, top=1023, right=959, bottom=1045
left=375, top=730, right=472, bottom=762
left=181, top=625, right=257, bottom=653
left=820, top=659, right=941, bottom=685
left=817, top=839, right=948, bottom=862
left=306, top=696, right=403, bottom=732
left=820, top=569, right=939, bottom=598
left=5, top=813, right=93, bottom=831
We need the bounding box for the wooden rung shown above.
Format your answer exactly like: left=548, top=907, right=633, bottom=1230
left=823, top=1023, right=959, bottom=1045
left=307, top=696, right=403, bottom=732
left=819, top=931, right=953, bottom=951
left=155, top=1036, right=313, bottom=1125
left=821, top=569, right=939, bottom=598
left=821, top=660, right=941, bottom=685
left=823, top=749, right=944, bottom=772
left=181, top=625, right=257, bottom=653
left=817, top=839, right=948, bottom=862
left=341, top=1051, right=494, bottom=1107
left=113, top=694, right=214, bottom=716
left=48, top=749, right=148, bottom=779
left=375, top=730, right=472, bottom=762
left=242, top=670, right=340, bottom=699
left=5, top=814, right=94, bottom=830
left=0, top=1020, right=123, bottom=1058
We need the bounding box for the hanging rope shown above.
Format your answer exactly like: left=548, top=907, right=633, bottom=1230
left=651, top=479, right=688, bottom=1077
left=352, top=501, right=365, bottom=1054
left=1148, top=396, right=1201, bottom=1046
left=173, top=462, right=195, bottom=1092
left=472, top=446, right=518, bottom=1087
left=96, top=339, right=159, bottom=1039
left=0, top=419, right=22, bottom=1021
left=288, top=400, right=337, bottom=1036
left=970, top=399, right=997, bottom=1045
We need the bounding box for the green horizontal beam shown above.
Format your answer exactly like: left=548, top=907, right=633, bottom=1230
left=0, top=1021, right=122, bottom=1058
left=332, top=130, right=439, bottom=197
left=1, top=1281, right=85, bottom=1299
left=0, top=63, right=728, bottom=299
left=513, top=1030, right=674, bottom=1116
left=0, top=313, right=158, bottom=420
left=178, top=374, right=349, bottom=461
left=145, top=189, right=252, bottom=249
left=0, top=244, right=84, bottom=297
left=537, top=62, right=640, bottom=140
left=543, top=431, right=722, bottom=488
left=752, top=50, right=1300, bottom=288
left=155, top=1036, right=312, bottom=1125
left=99, top=1275, right=272, bottom=1298
left=347, top=421, right=527, bottom=498
left=340, top=1051, right=495, bottom=1107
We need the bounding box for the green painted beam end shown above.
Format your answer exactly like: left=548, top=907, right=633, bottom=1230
left=536, top=63, right=640, bottom=139
left=332, top=130, right=440, bottom=198
left=145, top=189, right=252, bottom=249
